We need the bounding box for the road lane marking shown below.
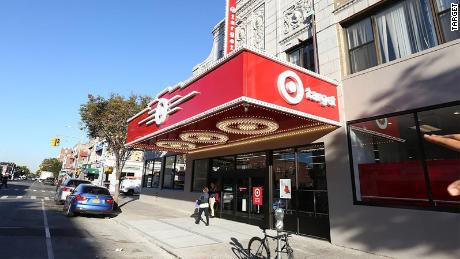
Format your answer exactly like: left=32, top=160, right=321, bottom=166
left=16, top=196, right=23, bottom=199
left=41, top=200, right=54, bottom=259
left=44, top=197, right=49, bottom=201
left=33, top=190, right=37, bottom=192
left=31, top=196, right=37, bottom=199
left=42, top=190, right=46, bottom=192
left=0, top=196, right=8, bottom=199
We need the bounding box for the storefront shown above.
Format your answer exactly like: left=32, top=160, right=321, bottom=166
left=127, top=48, right=340, bottom=240
left=200, top=143, right=330, bottom=239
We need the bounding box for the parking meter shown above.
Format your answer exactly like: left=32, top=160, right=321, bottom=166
left=274, top=207, right=285, bottom=258
left=274, top=207, right=284, bottom=231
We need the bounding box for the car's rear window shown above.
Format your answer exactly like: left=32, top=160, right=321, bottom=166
left=81, top=186, right=110, bottom=195
left=67, top=180, right=90, bottom=187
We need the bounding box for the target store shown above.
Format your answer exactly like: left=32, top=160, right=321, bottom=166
left=126, top=47, right=340, bottom=239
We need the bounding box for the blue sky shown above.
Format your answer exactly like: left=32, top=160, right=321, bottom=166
left=0, top=0, right=224, bottom=171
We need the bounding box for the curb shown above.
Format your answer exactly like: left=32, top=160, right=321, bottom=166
left=111, top=217, right=181, bottom=259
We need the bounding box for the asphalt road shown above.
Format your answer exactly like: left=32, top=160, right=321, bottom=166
left=0, top=180, right=172, bottom=259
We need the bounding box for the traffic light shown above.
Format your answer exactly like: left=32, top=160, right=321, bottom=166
left=104, top=166, right=113, bottom=174
left=50, top=137, right=60, bottom=147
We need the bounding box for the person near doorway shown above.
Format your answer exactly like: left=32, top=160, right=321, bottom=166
left=0, top=174, right=9, bottom=189
left=195, top=186, right=210, bottom=226
left=208, top=182, right=218, bottom=218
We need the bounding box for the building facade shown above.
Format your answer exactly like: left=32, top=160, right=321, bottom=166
left=81, top=139, right=144, bottom=192
left=58, top=148, right=74, bottom=172
left=131, top=0, right=459, bottom=258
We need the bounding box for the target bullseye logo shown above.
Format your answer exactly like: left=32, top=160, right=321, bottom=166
left=277, top=70, right=337, bottom=107
left=155, top=98, right=169, bottom=125
left=277, top=70, right=304, bottom=105
left=376, top=118, right=388, bottom=129
left=254, top=188, right=261, bottom=198
left=138, top=91, right=200, bottom=126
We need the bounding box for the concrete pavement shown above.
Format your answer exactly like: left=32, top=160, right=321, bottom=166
left=112, top=198, right=392, bottom=259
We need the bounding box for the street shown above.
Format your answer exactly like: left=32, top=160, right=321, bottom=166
left=0, top=180, right=173, bottom=259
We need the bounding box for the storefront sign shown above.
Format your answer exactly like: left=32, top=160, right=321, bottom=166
left=253, top=186, right=263, bottom=205
left=126, top=50, right=340, bottom=148
left=280, top=179, right=292, bottom=199
left=224, top=0, right=237, bottom=54
left=138, top=91, right=199, bottom=126
left=277, top=70, right=336, bottom=107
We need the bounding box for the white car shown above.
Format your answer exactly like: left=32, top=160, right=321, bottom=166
left=54, top=178, right=91, bottom=205
left=120, top=179, right=141, bottom=195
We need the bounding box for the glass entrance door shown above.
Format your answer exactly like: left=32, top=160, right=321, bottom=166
left=235, top=177, right=250, bottom=219
left=220, top=175, right=267, bottom=226
left=221, top=181, right=234, bottom=218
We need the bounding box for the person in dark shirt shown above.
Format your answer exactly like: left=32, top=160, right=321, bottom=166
left=195, top=186, right=210, bottom=226
left=0, top=174, right=9, bottom=189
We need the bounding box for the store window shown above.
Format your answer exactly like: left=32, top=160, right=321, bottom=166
left=272, top=144, right=330, bottom=237
left=348, top=103, right=460, bottom=211
left=287, top=39, right=316, bottom=72
left=345, top=0, right=456, bottom=74
left=142, top=158, right=161, bottom=188
left=273, top=149, right=296, bottom=210
left=192, top=159, right=209, bottom=192
left=174, top=155, right=186, bottom=190
left=162, top=155, right=186, bottom=190
left=435, top=0, right=460, bottom=42
left=419, top=105, right=460, bottom=208
left=236, top=152, right=267, bottom=170
left=143, top=161, right=154, bottom=188
left=211, top=156, right=235, bottom=174
left=297, top=145, right=328, bottom=214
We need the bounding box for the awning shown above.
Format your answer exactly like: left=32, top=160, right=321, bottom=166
left=126, top=47, right=341, bottom=153
left=85, top=168, right=100, bottom=175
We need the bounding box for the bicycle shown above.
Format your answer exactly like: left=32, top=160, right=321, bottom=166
left=248, top=226, right=294, bottom=259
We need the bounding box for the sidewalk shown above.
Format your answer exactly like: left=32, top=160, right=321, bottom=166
left=111, top=198, right=391, bottom=259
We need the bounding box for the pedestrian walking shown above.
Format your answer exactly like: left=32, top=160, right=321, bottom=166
left=0, top=174, right=9, bottom=189
left=208, top=182, right=218, bottom=218
left=195, top=186, right=210, bottom=226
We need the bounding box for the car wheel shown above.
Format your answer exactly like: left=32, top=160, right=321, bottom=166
left=127, top=189, right=134, bottom=196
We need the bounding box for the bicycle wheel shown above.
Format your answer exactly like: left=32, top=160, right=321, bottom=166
left=248, top=237, right=270, bottom=259
left=286, top=246, right=294, bottom=259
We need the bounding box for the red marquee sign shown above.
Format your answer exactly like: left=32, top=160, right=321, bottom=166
left=126, top=48, right=340, bottom=152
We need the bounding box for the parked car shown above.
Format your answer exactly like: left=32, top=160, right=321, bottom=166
left=63, top=184, right=114, bottom=217
left=120, top=178, right=141, bottom=195
left=54, top=178, right=91, bottom=205
left=43, top=177, right=56, bottom=185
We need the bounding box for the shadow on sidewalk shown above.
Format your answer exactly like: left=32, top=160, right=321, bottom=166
left=230, top=237, right=250, bottom=259
left=118, top=194, right=140, bottom=208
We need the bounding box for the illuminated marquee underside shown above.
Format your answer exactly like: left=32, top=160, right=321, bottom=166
left=126, top=48, right=341, bottom=153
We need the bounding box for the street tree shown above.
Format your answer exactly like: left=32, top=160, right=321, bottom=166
left=79, top=94, right=151, bottom=203
left=17, top=165, right=31, bottom=176
left=39, top=158, right=62, bottom=177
